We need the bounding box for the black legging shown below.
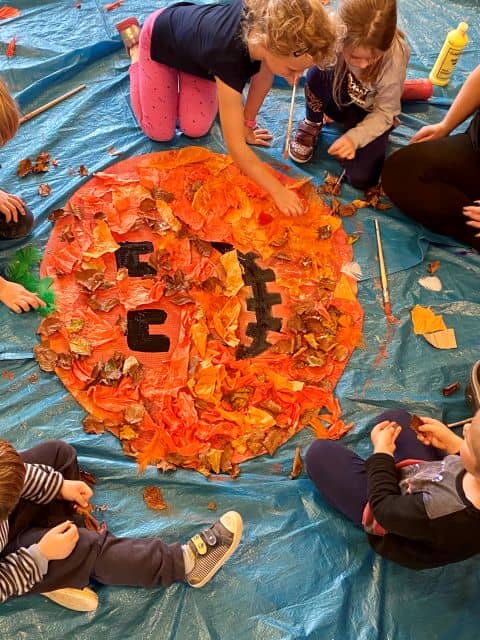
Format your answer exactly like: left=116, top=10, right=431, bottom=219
left=381, top=132, right=480, bottom=250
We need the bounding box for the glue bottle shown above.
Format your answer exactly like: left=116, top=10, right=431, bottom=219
left=429, top=22, right=469, bottom=86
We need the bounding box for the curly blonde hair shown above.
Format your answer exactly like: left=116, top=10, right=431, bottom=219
left=0, top=439, right=25, bottom=520
left=0, top=76, right=20, bottom=147
left=243, top=0, right=340, bottom=67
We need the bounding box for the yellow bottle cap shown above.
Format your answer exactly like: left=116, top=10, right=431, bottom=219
left=458, top=22, right=468, bottom=33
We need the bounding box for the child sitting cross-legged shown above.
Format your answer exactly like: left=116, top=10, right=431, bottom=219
left=0, top=439, right=242, bottom=610
left=306, top=407, right=480, bottom=569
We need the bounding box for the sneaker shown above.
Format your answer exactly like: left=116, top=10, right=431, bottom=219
left=465, top=360, right=480, bottom=412
left=289, top=119, right=322, bottom=164
left=116, top=17, right=141, bottom=53
left=185, top=511, right=243, bottom=588
left=42, top=587, right=98, bottom=612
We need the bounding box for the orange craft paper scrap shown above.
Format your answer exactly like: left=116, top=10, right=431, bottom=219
left=0, top=6, right=20, bottom=20
left=410, top=304, right=447, bottom=335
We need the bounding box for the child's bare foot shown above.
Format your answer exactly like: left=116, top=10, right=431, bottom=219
left=0, top=278, right=45, bottom=313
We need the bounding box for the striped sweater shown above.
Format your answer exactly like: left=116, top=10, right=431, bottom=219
left=0, top=462, right=63, bottom=603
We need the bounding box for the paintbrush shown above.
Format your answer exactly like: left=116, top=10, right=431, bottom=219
left=19, top=84, right=87, bottom=124
left=333, top=168, right=346, bottom=192
left=447, top=417, right=472, bottom=428
left=283, top=81, right=297, bottom=160
left=374, top=218, right=392, bottom=316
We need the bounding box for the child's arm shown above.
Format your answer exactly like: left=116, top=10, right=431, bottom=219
left=20, top=463, right=64, bottom=504
left=0, top=188, right=26, bottom=223
left=367, top=421, right=443, bottom=538
left=0, top=277, right=46, bottom=314
left=416, top=417, right=463, bottom=454
left=0, top=521, right=79, bottom=603
left=215, top=77, right=305, bottom=216
left=242, top=62, right=274, bottom=146
left=412, top=65, right=480, bottom=143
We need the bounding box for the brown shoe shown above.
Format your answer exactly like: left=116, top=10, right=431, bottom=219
left=289, top=119, right=322, bottom=163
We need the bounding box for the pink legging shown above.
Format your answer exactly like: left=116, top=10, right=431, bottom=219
left=129, top=10, right=218, bottom=141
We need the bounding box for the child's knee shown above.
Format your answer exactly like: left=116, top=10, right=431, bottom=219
left=180, top=120, right=212, bottom=138
left=305, top=439, right=338, bottom=475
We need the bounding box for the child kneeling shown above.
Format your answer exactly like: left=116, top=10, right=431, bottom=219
left=306, top=408, right=480, bottom=569
left=0, top=439, right=242, bottom=609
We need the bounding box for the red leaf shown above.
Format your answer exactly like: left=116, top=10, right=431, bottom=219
left=6, top=36, right=16, bottom=57
left=103, top=0, right=123, bottom=10
left=0, top=6, right=20, bottom=20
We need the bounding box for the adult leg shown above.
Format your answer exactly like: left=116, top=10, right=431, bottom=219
left=129, top=10, right=178, bottom=141
left=381, top=133, right=480, bottom=250
left=178, top=73, right=218, bottom=138
left=372, top=409, right=444, bottom=462
left=305, top=440, right=368, bottom=526
left=0, top=205, right=34, bottom=240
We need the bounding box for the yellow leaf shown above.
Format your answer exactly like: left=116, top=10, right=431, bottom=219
left=411, top=305, right=447, bottom=335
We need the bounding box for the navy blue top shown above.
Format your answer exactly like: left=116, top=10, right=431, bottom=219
left=150, top=1, right=261, bottom=93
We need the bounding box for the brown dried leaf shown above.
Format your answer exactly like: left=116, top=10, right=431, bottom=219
left=38, top=183, right=51, bottom=197
left=143, top=486, right=167, bottom=510
left=442, top=381, right=460, bottom=397
left=263, top=428, right=284, bottom=456
left=32, top=151, right=50, bottom=173
left=83, top=414, right=106, bottom=434
left=157, top=460, right=177, bottom=473
left=79, top=469, right=97, bottom=485
left=410, top=414, right=424, bottom=435
left=79, top=164, right=89, bottom=176
left=74, top=504, right=101, bottom=532
left=48, top=208, right=68, bottom=222
left=124, top=403, right=145, bottom=424
left=289, top=447, right=303, bottom=479
left=37, top=315, right=63, bottom=336
left=428, top=260, right=441, bottom=274
left=339, top=203, right=357, bottom=217
left=34, top=343, right=58, bottom=372
left=207, top=502, right=217, bottom=511
left=69, top=335, right=92, bottom=356
left=17, top=158, right=33, bottom=177
left=317, top=224, right=333, bottom=240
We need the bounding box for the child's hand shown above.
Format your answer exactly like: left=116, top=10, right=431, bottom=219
left=272, top=185, right=306, bottom=216
left=0, top=189, right=25, bottom=223
left=371, top=420, right=401, bottom=456
left=410, top=122, right=449, bottom=143
left=416, top=416, right=463, bottom=454
left=245, top=125, right=273, bottom=147
left=60, top=479, right=93, bottom=507
left=38, top=521, right=79, bottom=560
left=328, top=134, right=356, bottom=160
left=0, top=278, right=46, bottom=313
left=463, top=201, right=480, bottom=237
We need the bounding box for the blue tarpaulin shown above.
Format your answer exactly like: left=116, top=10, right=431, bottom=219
left=1, top=1, right=479, bottom=638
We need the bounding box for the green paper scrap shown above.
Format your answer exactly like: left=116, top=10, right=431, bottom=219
left=6, top=246, right=56, bottom=315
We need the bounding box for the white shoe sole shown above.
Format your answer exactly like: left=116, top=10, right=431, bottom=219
left=42, top=587, right=98, bottom=612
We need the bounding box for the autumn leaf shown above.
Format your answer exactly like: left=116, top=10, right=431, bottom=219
left=143, top=486, right=167, bottom=510
left=6, top=36, right=16, bottom=57
left=78, top=164, right=89, bottom=177
left=17, top=158, right=32, bottom=177
left=0, top=7, right=20, bottom=20
left=289, top=447, right=303, bottom=479
left=38, top=183, right=51, bottom=197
